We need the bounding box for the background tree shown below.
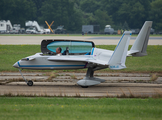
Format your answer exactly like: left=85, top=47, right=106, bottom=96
left=94, top=10, right=113, bottom=30
left=67, top=2, right=84, bottom=31
left=101, top=0, right=123, bottom=24
left=149, top=0, right=162, bottom=31
left=80, top=0, right=102, bottom=14
left=0, top=0, right=162, bottom=32
left=32, top=0, right=45, bottom=21
left=116, top=0, right=150, bottom=29
left=39, top=0, right=77, bottom=30
left=0, top=0, right=36, bottom=27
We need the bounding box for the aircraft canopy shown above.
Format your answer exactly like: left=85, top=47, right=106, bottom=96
left=41, top=40, right=95, bottom=55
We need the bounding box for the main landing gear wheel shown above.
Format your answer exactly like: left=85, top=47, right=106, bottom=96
left=27, top=80, right=33, bottom=86
left=81, top=86, right=88, bottom=88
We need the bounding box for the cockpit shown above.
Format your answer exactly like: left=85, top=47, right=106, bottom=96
left=41, top=40, right=95, bottom=56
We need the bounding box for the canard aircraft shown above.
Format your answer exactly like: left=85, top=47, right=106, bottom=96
left=13, top=21, right=152, bottom=88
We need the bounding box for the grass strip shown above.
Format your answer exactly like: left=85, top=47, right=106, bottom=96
left=0, top=45, right=162, bottom=72
left=0, top=97, right=162, bottom=120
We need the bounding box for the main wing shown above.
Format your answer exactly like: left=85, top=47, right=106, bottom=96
left=48, top=55, right=109, bottom=66
left=48, top=31, right=132, bottom=69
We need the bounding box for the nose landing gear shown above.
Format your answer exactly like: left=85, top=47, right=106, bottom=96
left=19, top=69, right=34, bottom=86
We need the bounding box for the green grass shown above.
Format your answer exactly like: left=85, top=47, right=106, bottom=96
left=0, top=45, right=41, bottom=71
left=0, top=97, right=162, bottom=120
left=0, top=45, right=162, bottom=72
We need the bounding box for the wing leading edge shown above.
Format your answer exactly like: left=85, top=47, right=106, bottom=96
left=48, top=55, right=108, bottom=65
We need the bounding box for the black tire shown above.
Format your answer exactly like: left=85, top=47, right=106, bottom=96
left=27, top=80, right=33, bottom=86
left=81, top=86, right=88, bottom=88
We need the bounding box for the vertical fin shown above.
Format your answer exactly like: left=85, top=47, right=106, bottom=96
left=128, top=21, right=153, bottom=56
left=108, top=31, right=132, bottom=70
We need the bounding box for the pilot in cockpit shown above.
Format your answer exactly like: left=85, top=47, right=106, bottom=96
left=56, top=47, right=62, bottom=56
left=56, top=47, right=69, bottom=56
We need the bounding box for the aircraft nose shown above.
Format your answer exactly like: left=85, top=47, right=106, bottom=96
left=13, top=62, right=19, bottom=68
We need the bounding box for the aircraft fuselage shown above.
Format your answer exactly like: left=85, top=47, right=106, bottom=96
left=13, top=53, right=87, bottom=70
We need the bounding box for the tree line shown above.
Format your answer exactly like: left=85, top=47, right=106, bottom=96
left=0, top=0, right=161, bottom=32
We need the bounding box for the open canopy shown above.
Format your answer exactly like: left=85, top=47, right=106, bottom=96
left=41, top=39, right=95, bottom=55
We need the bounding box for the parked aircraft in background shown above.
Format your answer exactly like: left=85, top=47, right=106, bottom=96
left=13, top=21, right=153, bottom=88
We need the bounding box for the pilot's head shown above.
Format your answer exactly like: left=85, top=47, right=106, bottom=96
left=56, top=47, right=62, bottom=54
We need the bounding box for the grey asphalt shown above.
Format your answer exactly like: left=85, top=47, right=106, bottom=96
left=0, top=36, right=162, bottom=45
left=89, top=36, right=162, bottom=40
left=1, top=82, right=162, bottom=98
left=0, top=72, right=162, bottom=97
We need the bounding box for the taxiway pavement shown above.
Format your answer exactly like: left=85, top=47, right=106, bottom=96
left=0, top=83, right=162, bottom=98
left=0, top=36, right=162, bottom=45
left=0, top=72, right=162, bottom=97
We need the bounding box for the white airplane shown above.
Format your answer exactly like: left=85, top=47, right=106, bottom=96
left=13, top=21, right=152, bottom=88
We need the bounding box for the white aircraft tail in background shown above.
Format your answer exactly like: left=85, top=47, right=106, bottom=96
left=128, top=21, right=153, bottom=56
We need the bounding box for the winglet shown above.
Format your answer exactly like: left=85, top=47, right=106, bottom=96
left=128, top=21, right=152, bottom=57
left=108, top=31, right=132, bottom=70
